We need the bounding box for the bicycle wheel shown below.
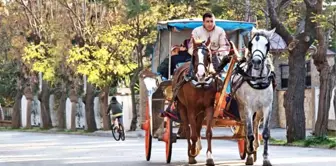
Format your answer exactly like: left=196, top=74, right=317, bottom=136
left=112, top=124, right=121, bottom=141
left=119, top=124, right=125, bottom=141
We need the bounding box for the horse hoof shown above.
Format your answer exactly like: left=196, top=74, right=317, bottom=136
left=263, top=159, right=272, bottom=166
left=206, top=158, right=214, bottom=166
left=245, top=156, right=254, bottom=165
left=188, top=157, right=197, bottom=164
left=189, top=148, right=200, bottom=157
left=253, top=151, right=257, bottom=162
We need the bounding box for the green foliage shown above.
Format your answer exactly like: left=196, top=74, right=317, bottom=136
left=269, top=135, right=336, bottom=149
left=0, top=62, right=18, bottom=107
left=22, top=43, right=58, bottom=84
left=125, top=0, right=150, bottom=18
left=67, top=24, right=137, bottom=88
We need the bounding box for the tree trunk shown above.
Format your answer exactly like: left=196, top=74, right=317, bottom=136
left=39, top=80, right=52, bottom=129
left=334, top=88, right=336, bottom=119
left=313, top=0, right=334, bottom=137
left=283, top=44, right=307, bottom=142
left=268, top=0, right=318, bottom=143
left=11, top=90, right=22, bottom=128
left=138, top=70, right=147, bottom=130
left=24, top=86, right=34, bottom=129
left=69, top=87, right=77, bottom=131
left=85, top=83, right=97, bottom=132
left=244, top=0, right=250, bottom=22
left=314, top=68, right=333, bottom=136
left=99, top=86, right=110, bottom=131
left=57, top=83, right=67, bottom=129
left=130, top=68, right=142, bottom=131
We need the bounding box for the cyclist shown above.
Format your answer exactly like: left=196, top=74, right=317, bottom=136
left=107, top=96, right=123, bottom=127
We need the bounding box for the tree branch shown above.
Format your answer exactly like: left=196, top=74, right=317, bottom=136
left=66, top=10, right=79, bottom=33
left=275, top=0, right=292, bottom=12
left=261, top=8, right=269, bottom=17
left=304, top=0, right=317, bottom=8
left=58, top=0, right=84, bottom=29
left=328, top=21, right=336, bottom=31
left=267, top=0, right=293, bottom=45
left=21, top=5, right=34, bottom=30
left=16, top=0, right=41, bottom=26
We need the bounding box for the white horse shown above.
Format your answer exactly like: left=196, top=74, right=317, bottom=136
left=233, top=27, right=276, bottom=166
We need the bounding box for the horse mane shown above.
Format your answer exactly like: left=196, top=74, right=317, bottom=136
left=252, top=29, right=270, bottom=38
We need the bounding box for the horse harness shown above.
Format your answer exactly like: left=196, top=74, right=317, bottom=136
left=230, top=32, right=276, bottom=95
left=233, top=61, right=275, bottom=91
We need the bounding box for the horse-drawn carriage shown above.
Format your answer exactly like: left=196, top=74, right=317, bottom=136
left=140, top=18, right=274, bottom=166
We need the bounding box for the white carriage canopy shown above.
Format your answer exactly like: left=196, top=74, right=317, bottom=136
left=151, top=18, right=255, bottom=76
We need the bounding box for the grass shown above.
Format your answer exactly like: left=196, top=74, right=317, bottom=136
left=268, top=135, right=336, bottom=149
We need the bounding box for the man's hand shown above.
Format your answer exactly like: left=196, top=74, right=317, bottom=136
left=215, top=55, right=231, bottom=73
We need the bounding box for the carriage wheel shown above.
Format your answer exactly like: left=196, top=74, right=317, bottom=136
left=143, top=101, right=152, bottom=161
left=163, top=117, right=173, bottom=163
left=238, top=139, right=246, bottom=160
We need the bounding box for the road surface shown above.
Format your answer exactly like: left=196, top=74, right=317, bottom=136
left=0, top=131, right=335, bottom=166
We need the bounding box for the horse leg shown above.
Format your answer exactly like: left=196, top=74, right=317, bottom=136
left=178, top=102, right=194, bottom=164
left=196, top=111, right=205, bottom=152
left=253, top=112, right=263, bottom=162
left=188, top=107, right=199, bottom=158
left=205, top=106, right=214, bottom=166
left=244, top=109, right=255, bottom=165
left=262, top=106, right=272, bottom=166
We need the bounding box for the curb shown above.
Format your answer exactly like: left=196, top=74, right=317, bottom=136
left=92, top=131, right=145, bottom=138
left=0, top=128, right=145, bottom=139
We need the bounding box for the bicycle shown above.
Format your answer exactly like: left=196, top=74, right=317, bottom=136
left=108, top=113, right=125, bottom=141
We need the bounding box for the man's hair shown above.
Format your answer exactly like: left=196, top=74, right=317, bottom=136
left=182, top=39, right=190, bottom=48
left=112, top=96, right=117, bottom=101
left=202, top=12, right=214, bottom=21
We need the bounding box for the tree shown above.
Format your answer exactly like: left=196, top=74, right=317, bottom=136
left=67, top=33, right=136, bottom=130
left=58, top=0, right=98, bottom=131
left=313, top=0, right=336, bottom=136
left=267, top=0, right=319, bottom=142
left=15, top=0, right=59, bottom=129
left=0, top=1, right=31, bottom=128
left=62, top=0, right=137, bottom=131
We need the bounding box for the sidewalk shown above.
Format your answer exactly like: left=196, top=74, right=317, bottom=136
left=92, top=127, right=313, bottom=140
left=5, top=126, right=311, bottom=140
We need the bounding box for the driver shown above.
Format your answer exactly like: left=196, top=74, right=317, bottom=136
left=185, top=12, right=231, bottom=81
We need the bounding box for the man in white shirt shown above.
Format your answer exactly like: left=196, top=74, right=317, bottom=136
left=185, top=13, right=231, bottom=81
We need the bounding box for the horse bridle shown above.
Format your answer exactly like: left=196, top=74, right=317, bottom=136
left=190, top=43, right=214, bottom=88
left=248, top=33, right=270, bottom=60
left=193, top=44, right=212, bottom=75
left=247, top=33, right=270, bottom=77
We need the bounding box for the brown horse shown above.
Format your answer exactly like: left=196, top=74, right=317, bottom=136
left=172, top=37, right=217, bottom=165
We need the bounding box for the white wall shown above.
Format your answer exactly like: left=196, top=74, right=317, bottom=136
left=94, top=97, right=102, bottom=129
left=65, top=98, right=71, bottom=130
left=21, top=94, right=134, bottom=131
left=328, top=88, right=336, bottom=130
left=21, top=95, right=41, bottom=127
left=65, top=98, right=86, bottom=130
left=21, top=95, right=27, bottom=127
left=111, top=95, right=133, bottom=131
left=313, top=87, right=336, bottom=131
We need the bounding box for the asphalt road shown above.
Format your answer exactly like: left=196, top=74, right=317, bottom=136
left=0, top=131, right=335, bottom=166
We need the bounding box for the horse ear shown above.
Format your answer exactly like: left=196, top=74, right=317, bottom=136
left=251, top=26, right=258, bottom=35
left=205, top=36, right=211, bottom=47
left=267, top=28, right=276, bottom=38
